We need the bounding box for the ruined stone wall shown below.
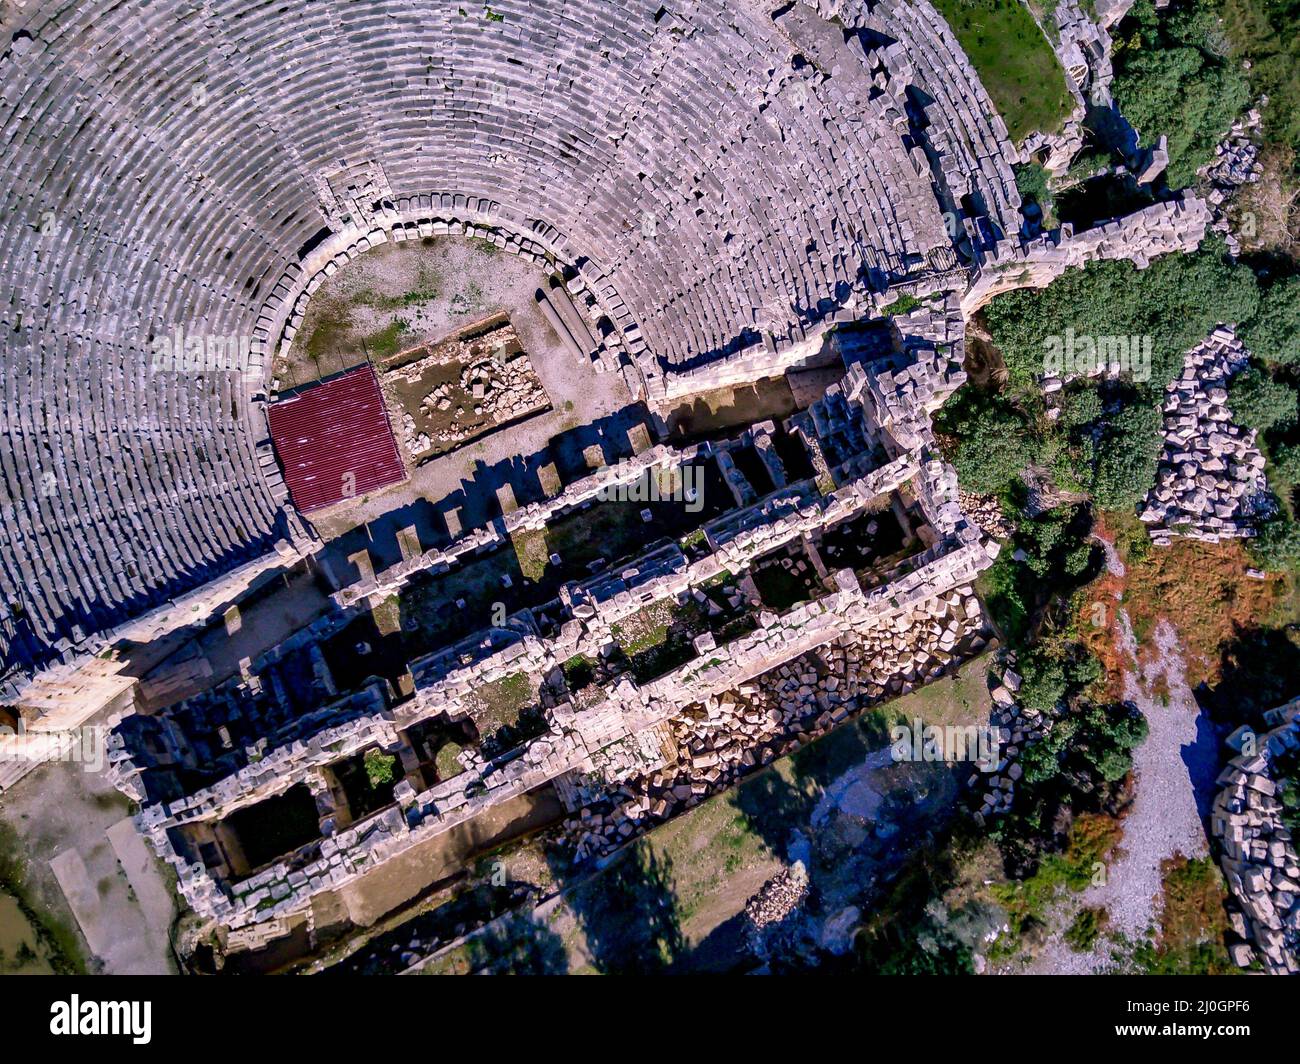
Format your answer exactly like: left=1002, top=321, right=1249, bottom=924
left=1211, top=699, right=1300, bottom=974
left=116, top=508, right=997, bottom=929
left=961, top=198, right=1213, bottom=316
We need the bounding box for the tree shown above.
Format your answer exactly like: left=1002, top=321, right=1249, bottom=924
left=1270, top=443, right=1300, bottom=489
left=1242, top=276, right=1300, bottom=366
left=984, top=241, right=1258, bottom=394
left=934, top=388, right=1039, bottom=496
left=1111, top=0, right=1251, bottom=187
left=1229, top=367, right=1299, bottom=434
left=1090, top=400, right=1165, bottom=511
left=1251, top=513, right=1300, bottom=572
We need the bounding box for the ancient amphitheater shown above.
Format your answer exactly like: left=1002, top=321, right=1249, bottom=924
left=0, top=0, right=1216, bottom=961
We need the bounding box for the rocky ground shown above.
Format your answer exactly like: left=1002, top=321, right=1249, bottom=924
left=562, top=587, right=990, bottom=862
left=381, top=320, right=550, bottom=461
left=1203, top=106, right=1265, bottom=257
left=1140, top=327, right=1267, bottom=545
left=1027, top=560, right=1220, bottom=973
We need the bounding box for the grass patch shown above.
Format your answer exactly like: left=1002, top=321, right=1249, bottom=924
left=363, top=318, right=412, bottom=359
left=1132, top=855, right=1238, bottom=974
left=562, top=654, right=596, bottom=690
left=881, top=293, right=921, bottom=317
left=931, top=0, right=1074, bottom=143
left=611, top=604, right=673, bottom=658
left=371, top=595, right=401, bottom=637
left=301, top=297, right=355, bottom=365
left=991, top=813, right=1121, bottom=939
left=435, top=742, right=465, bottom=782
left=511, top=527, right=549, bottom=582
left=1082, top=532, right=1286, bottom=688
left=0, top=820, right=85, bottom=974
left=470, top=672, right=535, bottom=734
left=1064, top=905, right=1109, bottom=952
left=888, top=656, right=995, bottom=729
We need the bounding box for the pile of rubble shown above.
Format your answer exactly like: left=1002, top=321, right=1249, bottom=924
left=1203, top=105, right=1265, bottom=256
left=454, top=350, right=547, bottom=421
left=970, top=659, right=1045, bottom=824
left=383, top=321, right=550, bottom=459
left=1210, top=698, right=1300, bottom=975
left=959, top=491, right=1015, bottom=541
left=562, top=586, right=990, bottom=861
left=743, top=862, right=810, bottom=960
left=1139, top=327, right=1267, bottom=545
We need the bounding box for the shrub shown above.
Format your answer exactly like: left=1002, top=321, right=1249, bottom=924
left=1111, top=0, right=1251, bottom=187
left=1250, top=513, right=1300, bottom=572
left=1270, top=443, right=1300, bottom=489
left=984, top=240, right=1258, bottom=394
left=1242, top=276, right=1300, bottom=366
left=1064, top=906, right=1109, bottom=952
left=934, top=388, right=1039, bottom=496
left=1014, top=161, right=1055, bottom=230
left=364, top=748, right=397, bottom=788
left=1229, top=367, right=1299, bottom=434
left=1090, top=399, right=1166, bottom=510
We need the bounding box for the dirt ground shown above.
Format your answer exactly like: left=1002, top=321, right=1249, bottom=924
left=294, top=238, right=633, bottom=548
left=283, top=238, right=550, bottom=387
left=0, top=752, right=177, bottom=974
left=1027, top=536, right=1223, bottom=974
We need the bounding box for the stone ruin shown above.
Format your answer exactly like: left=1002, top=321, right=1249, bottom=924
left=0, top=0, right=1216, bottom=719
left=1140, top=327, right=1269, bottom=546
left=0, top=0, right=1242, bottom=959
left=1203, top=105, right=1267, bottom=259
left=379, top=317, right=550, bottom=462
left=103, top=300, right=1006, bottom=935
left=1211, top=698, right=1300, bottom=974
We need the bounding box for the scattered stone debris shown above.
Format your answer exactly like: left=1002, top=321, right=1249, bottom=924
left=560, top=586, right=991, bottom=862
left=1139, top=327, right=1268, bottom=545
left=1211, top=697, right=1300, bottom=975
left=744, top=862, right=810, bottom=960
left=969, top=658, right=1043, bottom=824
left=380, top=318, right=550, bottom=461
left=959, top=491, right=1015, bottom=541
left=1203, top=105, right=1265, bottom=257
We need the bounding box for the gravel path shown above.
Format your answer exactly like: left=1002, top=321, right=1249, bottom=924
left=1028, top=614, right=1218, bottom=973
left=1024, top=536, right=1219, bottom=972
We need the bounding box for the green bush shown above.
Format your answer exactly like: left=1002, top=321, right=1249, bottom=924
left=1014, top=161, right=1055, bottom=229
left=984, top=241, right=1259, bottom=394
left=1229, top=367, right=1299, bottom=434
left=1064, top=906, right=1109, bottom=952
left=1270, top=443, right=1300, bottom=489
left=1018, top=647, right=1103, bottom=717
left=1021, top=699, right=1149, bottom=787
left=1111, top=0, right=1251, bottom=187
left=934, top=388, right=1039, bottom=496
left=1090, top=400, right=1167, bottom=510
left=1242, top=277, right=1300, bottom=366
left=364, top=748, right=397, bottom=788
left=1250, top=512, right=1300, bottom=572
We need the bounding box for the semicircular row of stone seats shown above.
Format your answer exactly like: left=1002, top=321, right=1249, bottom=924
left=234, top=0, right=950, bottom=368
left=809, top=0, right=1023, bottom=249
left=0, top=0, right=979, bottom=689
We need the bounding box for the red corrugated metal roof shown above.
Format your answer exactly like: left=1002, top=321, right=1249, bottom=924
left=267, top=363, right=407, bottom=513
